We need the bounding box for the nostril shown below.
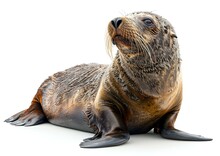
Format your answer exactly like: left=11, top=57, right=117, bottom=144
left=111, top=17, right=122, bottom=29
left=111, top=20, right=116, bottom=28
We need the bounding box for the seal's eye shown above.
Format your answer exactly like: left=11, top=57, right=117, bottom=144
left=143, top=18, right=154, bottom=27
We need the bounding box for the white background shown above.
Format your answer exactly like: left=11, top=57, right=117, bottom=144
left=0, top=0, right=219, bottom=155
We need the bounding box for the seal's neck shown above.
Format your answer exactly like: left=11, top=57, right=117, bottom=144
left=111, top=43, right=180, bottom=98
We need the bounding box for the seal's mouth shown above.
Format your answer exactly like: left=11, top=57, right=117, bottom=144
left=112, top=35, right=133, bottom=47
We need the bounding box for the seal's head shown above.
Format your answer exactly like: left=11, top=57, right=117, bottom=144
left=107, top=12, right=179, bottom=63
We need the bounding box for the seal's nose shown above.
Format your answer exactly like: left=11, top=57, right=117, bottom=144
left=111, top=17, right=122, bottom=29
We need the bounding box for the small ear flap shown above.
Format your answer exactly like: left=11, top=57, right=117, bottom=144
left=171, top=34, right=177, bottom=38
left=169, top=31, right=177, bottom=48
left=170, top=31, right=177, bottom=38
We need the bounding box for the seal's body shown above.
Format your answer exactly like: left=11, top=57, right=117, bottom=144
left=5, top=12, right=212, bottom=148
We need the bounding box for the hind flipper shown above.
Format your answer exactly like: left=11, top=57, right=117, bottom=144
left=155, top=111, right=212, bottom=141
left=5, top=105, right=47, bottom=126
left=5, top=110, right=25, bottom=123
left=5, top=89, right=47, bottom=126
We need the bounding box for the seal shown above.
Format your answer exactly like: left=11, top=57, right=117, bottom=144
left=5, top=11, right=212, bottom=148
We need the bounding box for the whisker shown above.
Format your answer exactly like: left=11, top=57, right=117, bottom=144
left=105, top=32, right=113, bottom=59
left=119, top=10, right=127, bottom=16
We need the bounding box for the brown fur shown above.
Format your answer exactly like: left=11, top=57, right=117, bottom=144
left=5, top=12, right=211, bottom=148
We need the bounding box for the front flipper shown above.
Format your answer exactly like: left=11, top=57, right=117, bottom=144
left=155, top=111, right=213, bottom=141
left=82, top=103, right=129, bottom=148
left=161, top=129, right=212, bottom=141
left=80, top=133, right=130, bottom=148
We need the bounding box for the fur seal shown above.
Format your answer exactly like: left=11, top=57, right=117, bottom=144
left=5, top=11, right=212, bottom=148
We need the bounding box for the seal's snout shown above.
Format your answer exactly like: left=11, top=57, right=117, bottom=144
left=111, top=17, right=122, bottom=29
